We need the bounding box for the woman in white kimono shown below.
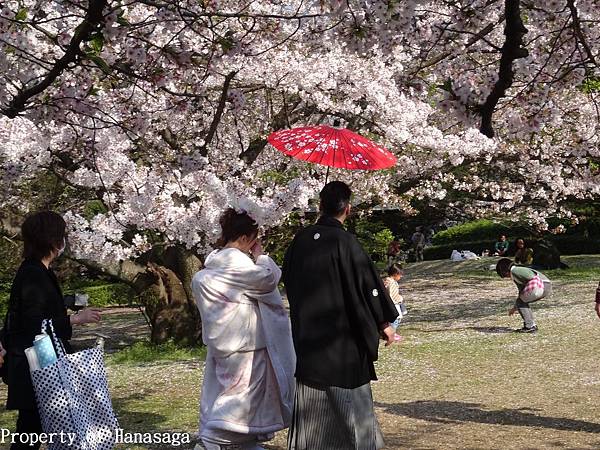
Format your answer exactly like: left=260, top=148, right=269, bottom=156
left=192, top=208, right=295, bottom=450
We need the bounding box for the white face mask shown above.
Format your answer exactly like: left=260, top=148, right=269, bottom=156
left=57, top=238, right=66, bottom=257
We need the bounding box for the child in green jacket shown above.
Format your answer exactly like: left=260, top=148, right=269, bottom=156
left=496, top=258, right=552, bottom=333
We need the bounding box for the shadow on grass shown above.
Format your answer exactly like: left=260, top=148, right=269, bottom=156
left=112, top=392, right=168, bottom=430
left=376, top=400, right=600, bottom=433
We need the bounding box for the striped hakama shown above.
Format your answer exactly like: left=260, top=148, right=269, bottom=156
left=287, top=380, right=384, bottom=450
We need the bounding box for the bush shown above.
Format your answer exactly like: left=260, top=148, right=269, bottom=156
left=0, top=281, right=11, bottom=318
left=423, top=235, right=600, bottom=261
left=0, top=238, right=22, bottom=316
left=63, top=281, right=135, bottom=307
left=551, top=235, right=600, bottom=255
left=424, top=240, right=493, bottom=260
left=1, top=277, right=134, bottom=318
left=432, top=219, right=530, bottom=245
left=354, top=217, right=395, bottom=262
left=265, top=212, right=305, bottom=267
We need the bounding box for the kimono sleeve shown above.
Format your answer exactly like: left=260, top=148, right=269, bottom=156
left=341, top=235, right=399, bottom=361
left=19, top=268, right=72, bottom=341
left=242, top=254, right=281, bottom=294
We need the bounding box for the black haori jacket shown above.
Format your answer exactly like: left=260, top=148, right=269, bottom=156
left=283, top=216, right=398, bottom=389
left=4, top=258, right=72, bottom=410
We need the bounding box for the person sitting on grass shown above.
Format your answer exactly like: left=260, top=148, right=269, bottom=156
left=496, top=258, right=552, bottom=333
left=493, top=234, right=509, bottom=256
left=514, top=238, right=534, bottom=265
left=382, top=264, right=406, bottom=341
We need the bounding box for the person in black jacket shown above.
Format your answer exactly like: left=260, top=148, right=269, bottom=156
left=283, top=181, right=399, bottom=450
left=3, top=211, right=101, bottom=450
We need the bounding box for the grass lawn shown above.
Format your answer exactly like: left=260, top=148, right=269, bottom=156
left=1, top=255, right=599, bottom=449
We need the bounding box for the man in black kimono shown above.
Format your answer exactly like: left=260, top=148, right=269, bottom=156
left=283, top=181, right=398, bottom=450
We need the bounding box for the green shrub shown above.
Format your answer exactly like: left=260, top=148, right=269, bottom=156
left=63, top=280, right=135, bottom=307
left=432, top=219, right=530, bottom=245
left=265, top=212, right=305, bottom=267
left=0, top=281, right=11, bottom=318
left=424, top=240, right=493, bottom=260
left=1, top=278, right=135, bottom=317
left=551, top=235, right=600, bottom=255
left=0, top=238, right=22, bottom=282
left=355, top=217, right=395, bottom=262
left=424, top=235, right=600, bottom=261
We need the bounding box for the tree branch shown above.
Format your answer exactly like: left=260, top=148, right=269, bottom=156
left=239, top=96, right=306, bottom=165
left=409, top=16, right=504, bottom=77
left=479, top=0, right=528, bottom=138
left=198, top=70, right=237, bottom=157
left=1, top=0, right=108, bottom=118
left=566, top=0, right=598, bottom=67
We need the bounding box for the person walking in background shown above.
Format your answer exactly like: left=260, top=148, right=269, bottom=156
left=411, top=227, right=425, bottom=262
left=514, top=238, right=534, bottom=265
left=283, top=181, right=399, bottom=450
left=1, top=211, right=101, bottom=450
left=191, top=208, right=295, bottom=450
left=496, top=258, right=552, bottom=333
left=382, top=264, right=407, bottom=335
left=386, top=239, right=401, bottom=267
left=494, top=234, right=509, bottom=256
left=424, top=226, right=435, bottom=246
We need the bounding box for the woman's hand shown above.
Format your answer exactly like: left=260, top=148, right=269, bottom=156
left=250, top=240, right=264, bottom=258
left=70, top=308, right=102, bottom=326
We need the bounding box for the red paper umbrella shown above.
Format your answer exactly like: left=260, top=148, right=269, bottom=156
left=268, top=125, right=396, bottom=171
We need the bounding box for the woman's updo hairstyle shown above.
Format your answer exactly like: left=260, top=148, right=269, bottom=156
left=216, top=208, right=259, bottom=248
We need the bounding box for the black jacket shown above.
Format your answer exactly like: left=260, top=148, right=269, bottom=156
left=4, top=259, right=72, bottom=410
left=282, top=216, right=398, bottom=388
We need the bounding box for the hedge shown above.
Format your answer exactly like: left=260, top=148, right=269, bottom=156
left=551, top=235, right=600, bottom=255
left=424, top=240, right=494, bottom=260
left=432, top=219, right=531, bottom=245
left=0, top=281, right=135, bottom=317
left=424, top=235, right=600, bottom=260
left=64, top=282, right=135, bottom=307
left=432, top=218, right=600, bottom=246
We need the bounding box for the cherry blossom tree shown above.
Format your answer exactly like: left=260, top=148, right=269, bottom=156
left=1, top=0, right=598, bottom=342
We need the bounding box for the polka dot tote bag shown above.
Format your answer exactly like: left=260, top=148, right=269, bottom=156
left=30, top=320, right=119, bottom=450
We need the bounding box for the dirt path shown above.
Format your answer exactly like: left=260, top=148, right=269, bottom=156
left=70, top=306, right=150, bottom=352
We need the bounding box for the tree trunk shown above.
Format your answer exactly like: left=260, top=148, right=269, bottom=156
left=80, top=245, right=203, bottom=346
left=141, top=262, right=201, bottom=345
left=143, top=246, right=203, bottom=345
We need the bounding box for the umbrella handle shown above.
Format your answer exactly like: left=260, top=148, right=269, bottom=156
left=325, top=166, right=330, bottom=185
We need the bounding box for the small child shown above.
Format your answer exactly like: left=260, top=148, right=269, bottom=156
left=383, top=264, right=407, bottom=340
left=496, top=258, right=552, bottom=333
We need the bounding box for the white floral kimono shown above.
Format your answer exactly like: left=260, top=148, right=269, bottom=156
left=191, top=247, right=296, bottom=447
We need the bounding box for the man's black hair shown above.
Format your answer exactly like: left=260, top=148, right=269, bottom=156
left=319, top=181, right=352, bottom=217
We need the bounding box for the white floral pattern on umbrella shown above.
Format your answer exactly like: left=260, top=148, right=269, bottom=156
left=268, top=125, right=396, bottom=170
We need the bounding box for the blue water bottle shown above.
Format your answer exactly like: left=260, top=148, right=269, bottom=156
left=33, top=334, right=57, bottom=368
